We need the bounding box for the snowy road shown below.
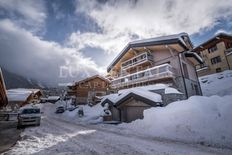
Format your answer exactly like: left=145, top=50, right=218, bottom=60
left=5, top=104, right=232, bottom=155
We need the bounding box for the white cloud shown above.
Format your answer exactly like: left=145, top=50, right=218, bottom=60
left=0, top=0, right=47, bottom=33
left=215, top=29, right=232, bottom=35
left=0, top=19, right=105, bottom=86
left=69, top=0, right=232, bottom=55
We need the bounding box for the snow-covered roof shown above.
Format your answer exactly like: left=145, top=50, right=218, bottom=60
left=7, top=88, right=41, bottom=102
left=101, top=84, right=182, bottom=106
left=47, top=96, right=60, bottom=100
left=194, top=33, right=232, bottom=50
left=165, top=87, right=183, bottom=94
left=107, top=33, right=191, bottom=72
left=73, top=75, right=110, bottom=86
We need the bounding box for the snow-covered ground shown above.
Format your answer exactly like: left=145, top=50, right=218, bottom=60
left=5, top=103, right=232, bottom=155
left=120, top=95, right=232, bottom=148
left=5, top=70, right=232, bottom=154
left=119, top=70, right=232, bottom=149
left=54, top=100, right=104, bottom=124
left=199, top=70, right=232, bottom=96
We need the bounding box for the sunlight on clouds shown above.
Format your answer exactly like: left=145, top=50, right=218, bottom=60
left=70, top=0, right=232, bottom=55
left=0, top=0, right=46, bottom=33
left=0, top=19, right=105, bottom=86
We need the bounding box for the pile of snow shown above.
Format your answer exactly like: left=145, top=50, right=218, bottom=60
left=47, top=100, right=104, bottom=124
left=62, top=104, right=104, bottom=124
left=120, top=95, right=232, bottom=148
left=199, top=70, right=232, bottom=96
left=101, top=84, right=181, bottom=105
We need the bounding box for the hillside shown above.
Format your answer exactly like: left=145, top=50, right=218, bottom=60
left=1, top=68, right=44, bottom=89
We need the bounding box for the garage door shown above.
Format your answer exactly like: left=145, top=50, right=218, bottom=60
left=125, top=106, right=149, bottom=123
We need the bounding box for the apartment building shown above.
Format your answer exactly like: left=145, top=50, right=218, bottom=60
left=194, top=33, right=232, bottom=77
left=107, top=33, right=203, bottom=98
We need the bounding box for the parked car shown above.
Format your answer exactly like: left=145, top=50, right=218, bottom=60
left=67, top=106, right=78, bottom=111
left=55, top=106, right=65, bottom=113
left=17, top=106, right=41, bottom=129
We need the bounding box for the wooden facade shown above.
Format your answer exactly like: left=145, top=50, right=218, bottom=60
left=0, top=68, right=8, bottom=108
left=67, top=75, right=110, bottom=105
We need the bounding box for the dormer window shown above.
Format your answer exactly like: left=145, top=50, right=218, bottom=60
left=208, top=45, right=217, bottom=53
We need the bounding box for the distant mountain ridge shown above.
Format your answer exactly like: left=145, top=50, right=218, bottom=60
left=1, top=68, right=45, bottom=89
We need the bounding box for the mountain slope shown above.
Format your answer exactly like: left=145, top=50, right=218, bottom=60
left=1, top=68, right=43, bottom=89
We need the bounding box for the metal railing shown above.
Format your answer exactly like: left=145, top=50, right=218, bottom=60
left=121, top=52, right=153, bottom=70
left=111, top=64, right=176, bottom=88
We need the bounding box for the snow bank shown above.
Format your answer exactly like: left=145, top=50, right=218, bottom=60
left=121, top=95, right=232, bottom=148
left=62, top=104, right=103, bottom=123
left=199, top=70, right=232, bottom=96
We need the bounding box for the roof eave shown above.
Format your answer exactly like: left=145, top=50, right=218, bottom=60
left=107, top=37, right=188, bottom=72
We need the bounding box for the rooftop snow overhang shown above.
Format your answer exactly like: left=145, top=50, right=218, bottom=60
left=184, top=51, right=204, bottom=64
left=107, top=33, right=191, bottom=72
left=73, top=75, right=110, bottom=86
left=101, top=98, right=115, bottom=107
left=115, top=92, right=160, bottom=107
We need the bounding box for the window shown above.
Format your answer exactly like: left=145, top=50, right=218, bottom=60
left=208, top=45, right=217, bottom=53
left=211, top=56, right=221, bottom=65
left=216, top=68, right=222, bottom=73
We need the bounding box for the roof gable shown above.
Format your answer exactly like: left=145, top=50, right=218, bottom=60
left=107, top=33, right=192, bottom=72
left=74, top=75, right=110, bottom=85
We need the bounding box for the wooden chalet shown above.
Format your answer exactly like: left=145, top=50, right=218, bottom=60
left=67, top=75, right=110, bottom=105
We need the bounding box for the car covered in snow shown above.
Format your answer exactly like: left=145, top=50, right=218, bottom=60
left=17, top=106, right=41, bottom=128
left=55, top=106, right=65, bottom=113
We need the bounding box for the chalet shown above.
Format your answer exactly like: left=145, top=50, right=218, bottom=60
left=0, top=68, right=8, bottom=108
left=67, top=75, right=110, bottom=105
left=193, top=33, right=232, bottom=77
left=108, top=33, right=203, bottom=98
left=7, top=88, right=43, bottom=110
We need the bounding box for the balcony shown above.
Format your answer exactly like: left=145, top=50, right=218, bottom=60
left=121, top=52, right=153, bottom=70
left=225, top=48, right=232, bottom=56
left=111, top=64, right=176, bottom=89
left=196, top=63, right=208, bottom=72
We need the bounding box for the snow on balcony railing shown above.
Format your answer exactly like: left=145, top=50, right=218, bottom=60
left=225, top=48, right=232, bottom=56
left=111, top=64, right=176, bottom=88
left=121, top=52, right=153, bottom=70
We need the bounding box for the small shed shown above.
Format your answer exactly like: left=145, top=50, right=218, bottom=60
left=101, top=84, right=184, bottom=123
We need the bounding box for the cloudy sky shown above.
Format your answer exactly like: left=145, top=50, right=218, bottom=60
left=0, top=0, right=232, bottom=86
